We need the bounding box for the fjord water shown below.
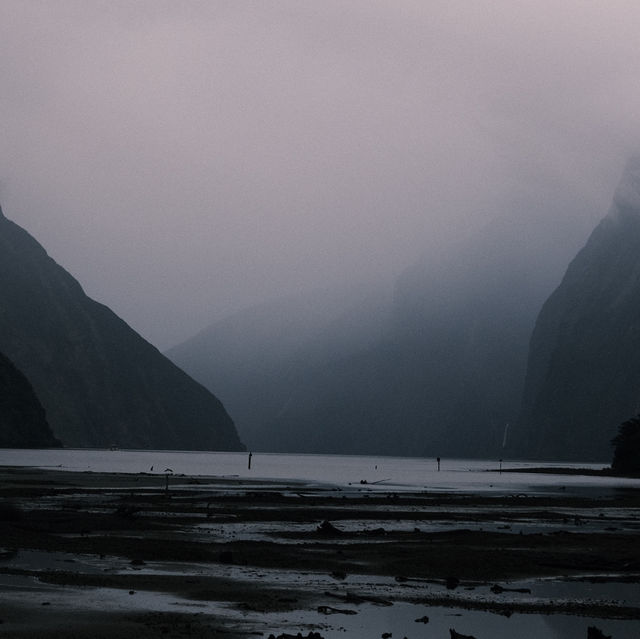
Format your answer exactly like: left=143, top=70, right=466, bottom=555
left=0, top=448, right=637, bottom=495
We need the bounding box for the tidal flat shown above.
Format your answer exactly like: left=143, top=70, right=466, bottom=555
left=0, top=466, right=639, bottom=638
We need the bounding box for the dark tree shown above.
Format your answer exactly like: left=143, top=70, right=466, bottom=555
left=611, top=415, right=640, bottom=474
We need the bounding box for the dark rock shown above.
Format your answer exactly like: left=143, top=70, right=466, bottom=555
left=0, top=205, right=244, bottom=451
left=587, top=627, right=612, bottom=639
left=414, top=615, right=429, bottom=623
left=491, top=584, right=531, bottom=594
left=515, top=158, right=640, bottom=460
left=324, top=590, right=393, bottom=606
left=115, top=505, right=139, bottom=518
left=445, top=576, right=460, bottom=590
left=317, top=520, right=342, bottom=535
left=317, top=605, right=357, bottom=616
left=0, top=351, right=60, bottom=448
left=449, top=629, right=476, bottom=639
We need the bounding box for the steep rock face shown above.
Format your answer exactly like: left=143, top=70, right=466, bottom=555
left=0, top=351, right=60, bottom=448
left=0, top=206, right=243, bottom=450
left=516, top=159, right=640, bottom=461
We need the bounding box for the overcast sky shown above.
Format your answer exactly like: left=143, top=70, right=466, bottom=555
left=2, top=1, right=640, bottom=349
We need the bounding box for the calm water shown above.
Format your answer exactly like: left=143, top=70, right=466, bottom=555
left=1, top=448, right=637, bottom=495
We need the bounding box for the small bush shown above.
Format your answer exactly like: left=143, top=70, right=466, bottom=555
left=611, top=415, right=640, bottom=474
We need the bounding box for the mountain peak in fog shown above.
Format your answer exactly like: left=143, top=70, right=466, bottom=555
left=610, top=155, right=640, bottom=219
left=515, top=158, right=640, bottom=460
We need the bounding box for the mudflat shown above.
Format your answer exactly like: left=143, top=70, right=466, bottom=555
left=0, top=466, right=639, bottom=638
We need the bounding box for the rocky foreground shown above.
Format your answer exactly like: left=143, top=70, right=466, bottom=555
left=0, top=466, right=639, bottom=638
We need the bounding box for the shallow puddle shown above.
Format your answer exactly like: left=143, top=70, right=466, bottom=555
left=263, top=601, right=640, bottom=639
left=2, top=549, right=639, bottom=637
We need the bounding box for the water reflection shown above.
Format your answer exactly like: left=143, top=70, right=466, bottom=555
left=543, top=615, right=621, bottom=638
left=270, top=603, right=640, bottom=639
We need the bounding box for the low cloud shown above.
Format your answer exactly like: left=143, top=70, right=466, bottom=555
left=1, top=1, right=639, bottom=347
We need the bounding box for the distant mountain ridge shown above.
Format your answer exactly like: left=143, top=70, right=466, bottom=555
left=514, top=158, right=640, bottom=460
left=0, top=350, right=60, bottom=448
left=0, top=205, right=244, bottom=451
left=169, top=205, right=585, bottom=457
left=168, top=285, right=391, bottom=449
left=258, top=213, right=575, bottom=457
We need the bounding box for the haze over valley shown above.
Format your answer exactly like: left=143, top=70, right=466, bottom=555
left=3, top=2, right=640, bottom=461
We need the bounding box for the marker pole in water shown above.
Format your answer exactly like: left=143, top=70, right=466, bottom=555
left=248, top=452, right=252, bottom=470
left=437, top=457, right=441, bottom=472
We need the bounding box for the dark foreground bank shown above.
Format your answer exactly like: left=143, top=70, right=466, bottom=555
left=0, top=466, right=639, bottom=638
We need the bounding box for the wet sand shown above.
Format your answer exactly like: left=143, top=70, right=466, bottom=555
left=0, top=466, right=639, bottom=637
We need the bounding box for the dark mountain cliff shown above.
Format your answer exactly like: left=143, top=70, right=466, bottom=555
left=0, top=206, right=243, bottom=450
left=515, top=159, right=640, bottom=461
left=0, top=351, right=60, bottom=448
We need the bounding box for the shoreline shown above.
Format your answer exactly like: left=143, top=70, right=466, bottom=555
left=1, top=466, right=639, bottom=637
left=495, top=465, right=640, bottom=478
